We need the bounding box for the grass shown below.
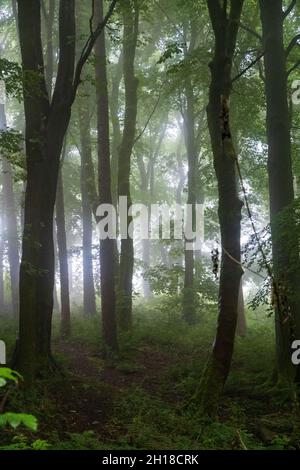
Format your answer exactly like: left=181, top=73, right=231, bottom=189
left=0, top=298, right=299, bottom=450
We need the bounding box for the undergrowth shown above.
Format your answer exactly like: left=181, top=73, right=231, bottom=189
left=0, top=298, right=299, bottom=450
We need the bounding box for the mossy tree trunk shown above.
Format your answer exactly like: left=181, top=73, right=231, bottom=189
left=198, top=0, right=244, bottom=417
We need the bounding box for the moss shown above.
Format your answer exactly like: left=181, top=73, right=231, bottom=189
left=195, top=354, right=225, bottom=418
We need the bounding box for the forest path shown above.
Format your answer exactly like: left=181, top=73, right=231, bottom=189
left=35, top=338, right=296, bottom=449
left=48, top=338, right=177, bottom=440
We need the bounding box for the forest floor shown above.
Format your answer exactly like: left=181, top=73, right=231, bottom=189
left=0, top=299, right=300, bottom=450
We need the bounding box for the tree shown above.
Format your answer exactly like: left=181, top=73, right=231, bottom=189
left=260, top=0, right=300, bottom=385
left=181, top=18, right=199, bottom=325
left=15, top=0, right=117, bottom=383
left=78, top=101, right=97, bottom=317
left=117, top=0, right=139, bottom=330
left=55, top=164, right=71, bottom=337
left=198, top=0, right=244, bottom=417
left=0, top=103, right=19, bottom=317
left=95, top=0, right=118, bottom=353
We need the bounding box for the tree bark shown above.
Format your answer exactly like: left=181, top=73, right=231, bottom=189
left=16, top=0, right=75, bottom=383
left=15, top=0, right=116, bottom=383
left=117, top=0, right=139, bottom=330
left=0, top=176, right=6, bottom=313
left=182, top=27, right=198, bottom=323
left=78, top=102, right=97, bottom=317
left=236, top=279, right=247, bottom=337
left=56, top=168, right=71, bottom=337
left=198, top=0, right=244, bottom=417
left=110, top=52, right=123, bottom=210
left=95, top=0, right=118, bottom=353
left=260, top=0, right=300, bottom=384
left=0, top=104, right=19, bottom=317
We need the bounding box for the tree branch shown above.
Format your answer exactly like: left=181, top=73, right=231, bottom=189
left=287, top=58, right=300, bottom=77
left=71, top=0, right=117, bottom=104
left=286, top=33, right=300, bottom=57
left=283, top=0, right=296, bottom=19
left=239, top=22, right=262, bottom=42
left=232, top=51, right=264, bottom=83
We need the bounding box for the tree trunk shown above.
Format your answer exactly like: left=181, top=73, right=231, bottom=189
left=181, top=21, right=199, bottom=324
left=117, top=1, right=139, bottom=330
left=56, top=168, right=71, bottom=337
left=2, top=157, right=20, bottom=318
left=44, top=0, right=55, bottom=97
left=182, top=79, right=197, bottom=324
left=236, top=279, right=247, bottom=337
left=53, top=222, right=60, bottom=311
left=0, top=104, right=19, bottom=317
left=16, top=0, right=75, bottom=383
left=78, top=103, right=97, bottom=317
left=110, top=52, right=123, bottom=210
left=0, top=181, right=6, bottom=313
left=260, top=0, right=300, bottom=385
left=15, top=0, right=117, bottom=383
left=198, top=0, right=244, bottom=417
left=95, top=0, right=118, bottom=353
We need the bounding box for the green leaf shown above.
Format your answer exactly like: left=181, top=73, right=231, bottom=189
left=20, top=414, right=38, bottom=431
left=0, top=368, right=22, bottom=383
left=0, top=413, right=38, bottom=431
left=0, top=377, right=7, bottom=387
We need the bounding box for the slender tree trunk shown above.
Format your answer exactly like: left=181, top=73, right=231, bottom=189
left=117, top=1, right=139, bottom=330
left=0, top=183, right=5, bottom=313
left=2, top=157, right=19, bottom=318
left=198, top=0, right=244, bottom=417
left=137, top=156, right=152, bottom=299
left=181, top=21, right=199, bottom=324
left=236, top=279, right=247, bottom=337
left=78, top=103, right=97, bottom=317
left=182, top=79, right=198, bottom=324
left=95, top=0, right=118, bottom=352
left=141, top=239, right=151, bottom=298
left=53, top=222, right=59, bottom=311
left=109, top=53, right=123, bottom=279
left=110, top=52, right=123, bottom=210
left=260, top=0, right=300, bottom=385
left=0, top=104, right=19, bottom=317
left=173, top=135, right=185, bottom=273
left=56, top=169, right=71, bottom=336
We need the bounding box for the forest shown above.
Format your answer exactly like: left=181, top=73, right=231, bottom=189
left=0, top=0, right=300, bottom=455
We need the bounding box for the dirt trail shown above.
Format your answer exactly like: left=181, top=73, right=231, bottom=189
left=46, top=339, right=175, bottom=437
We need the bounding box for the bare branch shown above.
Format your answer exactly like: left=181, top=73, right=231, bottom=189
left=71, top=0, right=117, bottom=104
left=133, top=82, right=166, bottom=145
left=287, top=58, right=300, bottom=77
left=283, top=0, right=296, bottom=19
left=239, top=22, right=262, bottom=42
left=232, top=51, right=264, bottom=83
left=286, top=33, right=300, bottom=57
left=90, top=0, right=95, bottom=35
